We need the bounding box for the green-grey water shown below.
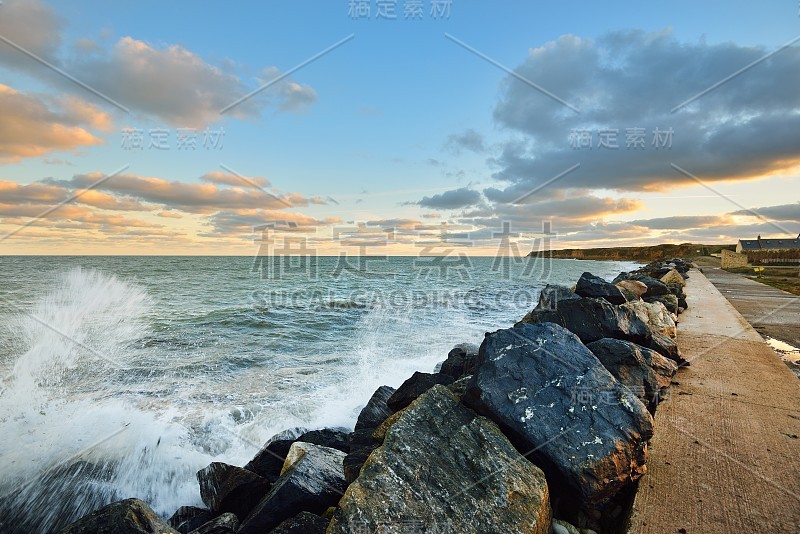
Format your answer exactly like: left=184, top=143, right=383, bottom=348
left=0, top=256, right=640, bottom=530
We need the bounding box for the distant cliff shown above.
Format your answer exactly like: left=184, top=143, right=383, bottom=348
left=528, top=243, right=734, bottom=262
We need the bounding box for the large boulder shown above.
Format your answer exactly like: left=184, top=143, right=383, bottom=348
left=268, top=512, right=329, bottom=533
left=197, top=463, right=270, bottom=520
left=660, top=268, right=686, bottom=287
left=329, top=386, right=552, bottom=534
left=438, top=343, right=480, bottom=379
left=354, top=385, right=395, bottom=431
left=386, top=372, right=455, bottom=412
left=188, top=513, right=238, bottom=534
left=245, top=438, right=295, bottom=482
left=518, top=285, right=651, bottom=345
left=238, top=442, right=347, bottom=534
left=343, top=385, right=396, bottom=483
left=616, top=279, right=648, bottom=299
left=644, top=294, right=679, bottom=315
left=621, top=300, right=677, bottom=339
left=586, top=338, right=678, bottom=412
left=296, top=428, right=350, bottom=454
left=615, top=273, right=671, bottom=297
left=575, top=272, right=627, bottom=305
left=462, top=323, right=653, bottom=513
left=169, top=506, right=213, bottom=534
left=59, top=498, right=178, bottom=534
left=648, top=332, right=687, bottom=366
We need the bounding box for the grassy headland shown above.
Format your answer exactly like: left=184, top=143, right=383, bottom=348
left=528, top=243, right=735, bottom=262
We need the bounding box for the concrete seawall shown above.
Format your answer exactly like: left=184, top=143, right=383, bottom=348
left=628, top=269, right=800, bottom=533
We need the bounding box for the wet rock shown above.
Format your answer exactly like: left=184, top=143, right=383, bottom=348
left=622, top=300, right=677, bottom=339
left=245, top=438, right=295, bottom=482
left=586, top=338, right=678, bottom=412
left=519, top=285, right=651, bottom=345
left=616, top=279, right=648, bottom=299
left=644, top=293, right=679, bottom=315
left=188, top=513, right=238, bottom=534
left=575, top=272, right=627, bottom=305
left=438, top=343, right=480, bottom=379
left=59, top=498, right=178, bottom=534
left=343, top=386, right=396, bottom=483
left=169, top=506, right=213, bottom=534
left=615, top=273, right=671, bottom=298
left=537, top=284, right=581, bottom=310
left=386, top=372, right=455, bottom=412
left=197, top=462, right=270, bottom=520
left=462, top=323, right=653, bottom=513
left=648, top=332, right=688, bottom=366
left=239, top=442, right=347, bottom=534
left=343, top=429, right=379, bottom=484
left=329, top=386, right=551, bottom=534
left=268, top=512, right=329, bottom=533
left=296, top=428, right=350, bottom=453
left=354, top=385, right=396, bottom=431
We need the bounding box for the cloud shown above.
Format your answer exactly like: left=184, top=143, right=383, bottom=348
left=199, top=171, right=271, bottom=189
left=445, top=129, right=486, bottom=154
left=732, top=202, right=800, bottom=222
left=417, top=187, right=482, bottom=210
left=0, top=85, right=105, bottom=162
left=0, top=1, right=318, bottom=127
left=157, top=211, right=183, bottom=219
left=48, top=172, right=319, bottom=213
left=629, top=214, right=735, bottom=230
left=487, top=29, right=800, bottom=196
left=0, top=0, right=62, bottom=67
left=205, top=209, right=341, bottom=237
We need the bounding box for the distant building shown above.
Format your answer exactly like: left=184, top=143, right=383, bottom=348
left=736, top=234, right=800, bottom=253
left=735, top=234, right=800, bottom=265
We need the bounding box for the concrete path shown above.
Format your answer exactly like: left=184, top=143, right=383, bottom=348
left=628, top=269, right=800, bottom=533
left=701, top=266, right=800, bottom=348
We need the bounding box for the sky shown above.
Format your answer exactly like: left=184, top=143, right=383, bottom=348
left=0, top=0, right=798, bottom=255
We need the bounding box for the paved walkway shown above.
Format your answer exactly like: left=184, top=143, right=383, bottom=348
left=700, top=266, right=800, bottom=348
left=628, top=269, right=800, bottom=533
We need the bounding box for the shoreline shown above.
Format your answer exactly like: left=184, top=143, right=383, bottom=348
left=48, top=257, right=798, bottom=533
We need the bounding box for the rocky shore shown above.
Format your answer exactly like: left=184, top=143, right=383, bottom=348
left=59, top=259, right=694, bottom=534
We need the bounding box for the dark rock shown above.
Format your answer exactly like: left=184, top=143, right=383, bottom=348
left=169, top=506, right=213, bottom=534
left=343, top=386, right=397, bottom=483
left=537, top=284, right=581, bottom=310
left=519, top=285, right=651, bottom=345
left=245, top=439, right=295, bottom=482
left=648, top=332, right=688, bottom=366
left=575, top=272, right=627, bottom=305
left=188, top=513, right=238, bottom=534
left=354, top=385, right=396, bottom=431
left=197, top=463, right=270, bottom=520
left=386, top=372, right=455, bottom=412
left=615, top=273, right=671, bottom=297
left=239, top=442, right=347, bottom=534
left=343, top=428, right=379, bottom=484
left=586, top=338, right=679, bottom=412
left=439, top=343, right=480, bottom=379
left=329, top=386, right=551, bottom=534
left=268, top=512, right=329, bottom=533
left=463, top=323, right=653, bottom=513
left=644, top=294, right=679, bottom=315
left=58, top=498, right=178, bottom=534
left=296, top=428, right=350, bottom=454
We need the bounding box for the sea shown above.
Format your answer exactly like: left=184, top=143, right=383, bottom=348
left=0, top=256, right=641, bottom=531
